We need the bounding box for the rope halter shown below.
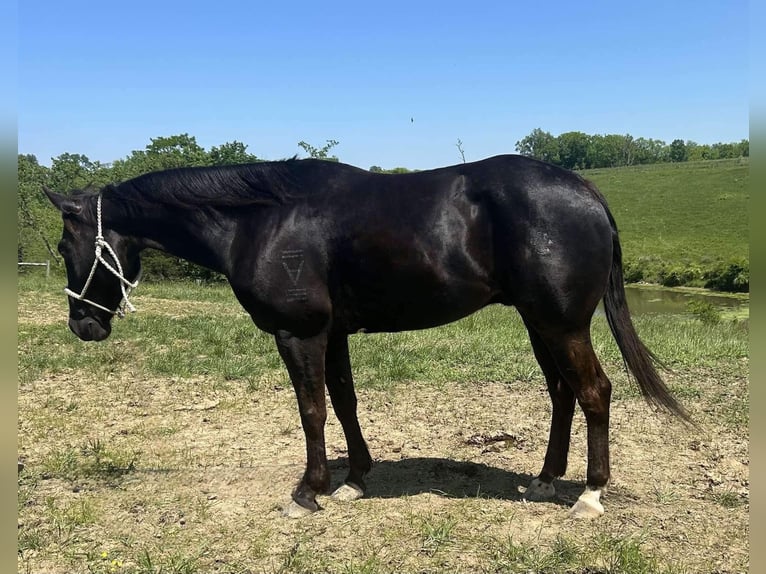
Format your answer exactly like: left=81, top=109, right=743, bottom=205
left=63, top=194, right=139, bottom=318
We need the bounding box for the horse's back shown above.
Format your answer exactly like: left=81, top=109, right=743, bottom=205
left=229, top=155, right=615, bottom=335
left=352, top=154, right=615, bottom=329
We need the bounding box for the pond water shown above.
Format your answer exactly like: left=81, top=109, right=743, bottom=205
left=598, top=285, right=748, bottom=316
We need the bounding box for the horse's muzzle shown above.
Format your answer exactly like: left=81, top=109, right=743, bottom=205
left=69, top=316, right=111, bottom=342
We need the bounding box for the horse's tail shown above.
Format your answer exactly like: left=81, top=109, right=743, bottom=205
left=588, top=182, right=692, bottom=424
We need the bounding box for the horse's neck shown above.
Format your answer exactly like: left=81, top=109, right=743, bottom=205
left=106, top=196, right=236, bottom=275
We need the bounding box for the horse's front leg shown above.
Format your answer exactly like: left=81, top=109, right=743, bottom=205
left=275, top=329, right=331, bottom=517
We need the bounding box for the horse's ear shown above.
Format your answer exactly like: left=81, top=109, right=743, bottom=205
left=43, top=186, right=83, bottom=215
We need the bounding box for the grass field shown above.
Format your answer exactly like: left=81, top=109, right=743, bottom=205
left=17, top=276, right=749, bottom=573
left=584, top=158, right=749, bottom=289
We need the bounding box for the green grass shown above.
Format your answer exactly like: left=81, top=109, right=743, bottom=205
left=18, top=275, right=749, bottom=396
left=18, top=494, right=98, bottom=556
left=417, top=514, right=457, bottom=556
left=583, top=158, right=749, bottom=288
left=17, top=275, right=749, bottom=437
left=46, top=438, right=140, bottom=480
left=709, top=488, right=747, bottom=509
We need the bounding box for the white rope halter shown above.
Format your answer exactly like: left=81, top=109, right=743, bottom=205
left=63, top=194, right=139, bottom=318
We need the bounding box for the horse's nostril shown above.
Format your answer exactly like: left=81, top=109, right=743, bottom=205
left=84, top=318, right=95, bottom=339
left=68, top=317, right=105, bottom=341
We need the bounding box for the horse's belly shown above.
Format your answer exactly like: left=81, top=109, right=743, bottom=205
left=335, top=275, right=499, bottom=334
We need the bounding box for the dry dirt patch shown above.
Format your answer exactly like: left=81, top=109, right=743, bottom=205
left=18, top=367, right=748, bottom=573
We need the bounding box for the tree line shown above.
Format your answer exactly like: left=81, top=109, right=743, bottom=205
left=515, top=128, right=749, bottom=170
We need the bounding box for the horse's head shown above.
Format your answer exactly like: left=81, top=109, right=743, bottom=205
left=44, top=187, right=141, bottom=341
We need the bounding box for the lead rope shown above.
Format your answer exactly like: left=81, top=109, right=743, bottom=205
left=63, top=194, right=139, bottom=318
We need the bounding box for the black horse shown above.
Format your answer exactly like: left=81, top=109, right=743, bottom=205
left=45, top=154, right=688, bottom=519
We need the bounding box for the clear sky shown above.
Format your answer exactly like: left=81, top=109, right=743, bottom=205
left=18, top=0, right=748, bottom=171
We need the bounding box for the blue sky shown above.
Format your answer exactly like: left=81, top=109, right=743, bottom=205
left=18, top=0, right=748, bottom=170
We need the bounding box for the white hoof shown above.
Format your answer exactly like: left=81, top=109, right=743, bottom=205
left=569, top=487, right=605, bottom=519
left=331, top=482, right=364, bottom=502
left=523, top=478, right=556, bottom=502
left=282, top=500, right=315, bottom=519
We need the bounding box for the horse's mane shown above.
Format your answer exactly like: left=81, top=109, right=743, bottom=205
left=107, top=158, right=347, bottom=209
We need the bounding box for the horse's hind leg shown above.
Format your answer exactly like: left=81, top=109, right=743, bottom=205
left=522, top=323, right=576, bottom=502
left=525, top=324, right=612, bottom=518
left=325, top=332, right=373, bottom=501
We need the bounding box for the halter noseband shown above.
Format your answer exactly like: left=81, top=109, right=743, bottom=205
left=63, top=194, right=139, bottom=318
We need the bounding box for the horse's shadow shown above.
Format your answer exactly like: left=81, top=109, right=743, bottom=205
left=328, top=456, right=582, bottom=508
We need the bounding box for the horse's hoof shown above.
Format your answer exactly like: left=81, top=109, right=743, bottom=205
left=331, top=482, right=364, bottom=502
left=282, top=500, right=316, bottom=519
left=523, top=478, right=556, bottom=502
left=568, top=488, right=604, bottom=519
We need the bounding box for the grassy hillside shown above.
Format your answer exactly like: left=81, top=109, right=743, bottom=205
left=583, top=158, right=749, bottom=290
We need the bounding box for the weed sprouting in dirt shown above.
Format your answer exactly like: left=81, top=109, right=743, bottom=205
left=417, top=514, right=457, bottom=556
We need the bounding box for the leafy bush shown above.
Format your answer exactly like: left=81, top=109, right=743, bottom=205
left=658, top=264, right=700, bottom=287
left=704, top=259, right=749, bottom=292
left=140, top=250, right=224, bottom=283
left=622, top=259, right=644, bottom=283
left=686, top=300, right=721, bottom=324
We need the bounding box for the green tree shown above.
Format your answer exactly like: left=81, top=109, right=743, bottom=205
left=669, top=139, right=688, bottom=162
left=367, top=165, right=414, bottom=173
left=515, top=128, right=559, bottom=164
left=18, top=154, right=58, bottom=264
left=735, top=139, right=749, bottom=157
left=49, top=152, right=111, bottom=191
left=111, top=133, right=209, bottom=180
left=686, top=141, right=716, bottom=161
left=557, top=131, right=591, bottom=170
left=617, top=134, right=638, bottom=167
left=586, top=134, right=630, bottom=168
left=633, top=138, right=668, bottom=165
left=711, top=142, right=736, bottom=159
left=686, top=141, right=702, bottom=161
left=586, top=134, right=607, bottom=168
left=145, top=133, right=208, bottom=166
left=297, top=139, right=340, bottom=161
left=208, top=141, right=259, bottom=165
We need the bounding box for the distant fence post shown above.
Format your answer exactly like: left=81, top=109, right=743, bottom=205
left=18, top=260, right=50, bottom=278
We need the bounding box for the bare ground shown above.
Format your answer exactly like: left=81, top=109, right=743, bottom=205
left=17, top=290, right=749, bottom=573
left=18, top=361, right=749, bottom=573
